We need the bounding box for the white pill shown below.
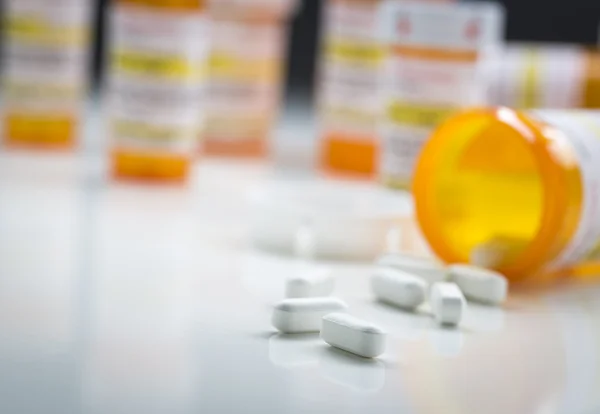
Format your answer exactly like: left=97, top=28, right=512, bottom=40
left=285, top=268, right=336, bottom=298
left=377, top=253, right=447, bottom=283
left=448, top=264, right=508, bottom=306
left=321, top=313, right=387, bottom=358
left=272, top=297, right=348, bottom=333
left=371, top=268, right=427, bottom=310
left=430, top=282, right=466, bottom=326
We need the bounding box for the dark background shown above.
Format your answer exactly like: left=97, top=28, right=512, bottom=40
left=93, top=0, right=600, bottom=98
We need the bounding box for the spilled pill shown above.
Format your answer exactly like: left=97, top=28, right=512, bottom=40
left=272, top=297, right=348, bottom=333
left=448, top=264, right=508, bottom=306
left=321, top=313, right=387, bottom=358
left=377, top=253, right=447, bottom=283
left=285, top=268, right=336, bottom=298
left=371, top=268, right=427, bottom=310
left=430, top=282, right=466, bottom=327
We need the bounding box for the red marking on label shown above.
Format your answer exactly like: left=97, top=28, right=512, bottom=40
left=464, top=20, right=480, bottom=40
left=397, top=16, right=411, bottom=36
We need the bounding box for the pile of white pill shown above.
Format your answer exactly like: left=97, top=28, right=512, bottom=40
left=270, top=255, right=509, bottom=359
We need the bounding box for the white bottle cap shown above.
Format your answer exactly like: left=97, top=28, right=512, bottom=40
left=248, top=179, right=412, bottom=261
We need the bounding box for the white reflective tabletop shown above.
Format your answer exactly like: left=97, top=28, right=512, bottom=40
left=0, top=151, right=599, bottom=414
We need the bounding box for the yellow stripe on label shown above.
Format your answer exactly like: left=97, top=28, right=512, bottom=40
left=208, top=53, right=280, bottom=82
left=519, top=49, right=541, bottom=109
left=4, top=82, right=81, bottom=101
left=6, top=16, right=87, bottom=47
left=113, top=120, right=190, bottom=142
left=113, top=51, right=205, bottom=80
left=323, top=106, right=379, bottom=125
left=386, top=101, right=457, bottom=128
left=325, top=40, right=384, bottom=67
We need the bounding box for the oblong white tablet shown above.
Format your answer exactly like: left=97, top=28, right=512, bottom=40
left=371, top=268, right=427, bottom=310
left=272, top=297, right=348, bottom=333
left=448, top=264, right=508, bottom=306
left=285, top=268, right=336, bottom=298
left=430, top=282, right=466, bottom=327
left=377, top=253, right=447, bottom=283
left=321, top=313, right=387, bottom=358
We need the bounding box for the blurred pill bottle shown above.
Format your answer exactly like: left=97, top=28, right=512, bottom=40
left=202, top=0, right=300, bottom=157
left=317, top=0, right=459, bottom=179
left=106, top=0, right=208, bottom=182
left=412, top=107, right=600, bottom=285
left=317, top=0, right=384, bottom=178
left=2, top=0, right=93, bottom=149
left=379, top=1, right=504, bottom=190
left=489, top=43, right=600, bottom=109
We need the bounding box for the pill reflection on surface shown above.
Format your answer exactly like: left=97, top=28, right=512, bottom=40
left=268, top=333, right=321, bottom=368
left=318, top=347, right=386, bottom=393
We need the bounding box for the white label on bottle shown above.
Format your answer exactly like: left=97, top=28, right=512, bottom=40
left=534, top=110, right=600, bottom=268
left=206, top=18, right=284, bottom=141
left=379, top=1, right=504, bottom=187
left=489, top=45, right=586, bottom=109
left=108, top=5, right=208, bottom=154
left=4, top=0, right=91, bottom=113
left=318, top=0, right=382, bottom=140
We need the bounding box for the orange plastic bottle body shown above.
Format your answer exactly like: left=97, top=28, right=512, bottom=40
left=413, top=107, right=600, bottom=285
left=202, top=10, right=289, bottom=157
left=108, top=0, right=207, bottom=182
left=490, top=44, right=600, bottom=109
left=2, top=0, right=91, bottom=149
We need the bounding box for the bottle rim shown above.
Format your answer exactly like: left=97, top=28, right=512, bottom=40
left=412, top=106, right=577, bottom=283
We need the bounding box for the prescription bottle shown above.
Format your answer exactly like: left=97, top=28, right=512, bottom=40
left=202, top=0, right=298, bottom=157
left=379, top=0, right=504, bottom=189
left=318, top=0, right=383, bottom=178
left=318, top=0, right=459, bottom=179
left=106, top=0, right=208, bottom=182
left=490, top=43, right=600, bottom=109
left=2, top=0, right=92, bottom=149
left=413, top=107, right=600, bottom=284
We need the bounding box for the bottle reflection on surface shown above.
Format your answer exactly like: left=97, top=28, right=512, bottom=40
left=82, top=185, right=198, bottom=414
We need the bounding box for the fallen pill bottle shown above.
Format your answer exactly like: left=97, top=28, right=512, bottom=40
left=106, top=0, right=208, bottom=182
left=413, top=107, right=600, bottom=284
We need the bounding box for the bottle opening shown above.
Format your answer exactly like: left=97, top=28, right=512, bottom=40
left=414, top=108, right=548, bottom=280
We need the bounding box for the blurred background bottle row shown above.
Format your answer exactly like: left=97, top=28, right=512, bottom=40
left=2, top=0, right=600, bottom=182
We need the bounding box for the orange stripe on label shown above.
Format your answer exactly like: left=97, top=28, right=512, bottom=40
left=3, top=113, right=76, bottom=149
left=321, top=131, right=378, bottom=177
left=392, top=45, right=478, bottom=63
left=111, top=150, right=190, bottom=182
left=117, top=0, right=206, bottom=11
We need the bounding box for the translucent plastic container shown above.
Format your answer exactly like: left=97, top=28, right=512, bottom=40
left=413, top=107, right=600, bottom=284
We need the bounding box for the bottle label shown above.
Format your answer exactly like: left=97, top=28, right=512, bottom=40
left=107, top=4, right=208, bottom=155
left=205, top=18, right=285, bottom=142
left=318, top=0, right=383, bottom=142
left=4, top=0, right=90, bottom=116
left=489, top=45, right=586, bottom=109
left=379, top=1, right=504, bottom=188
left=534, top=110, right=600, bottom=268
